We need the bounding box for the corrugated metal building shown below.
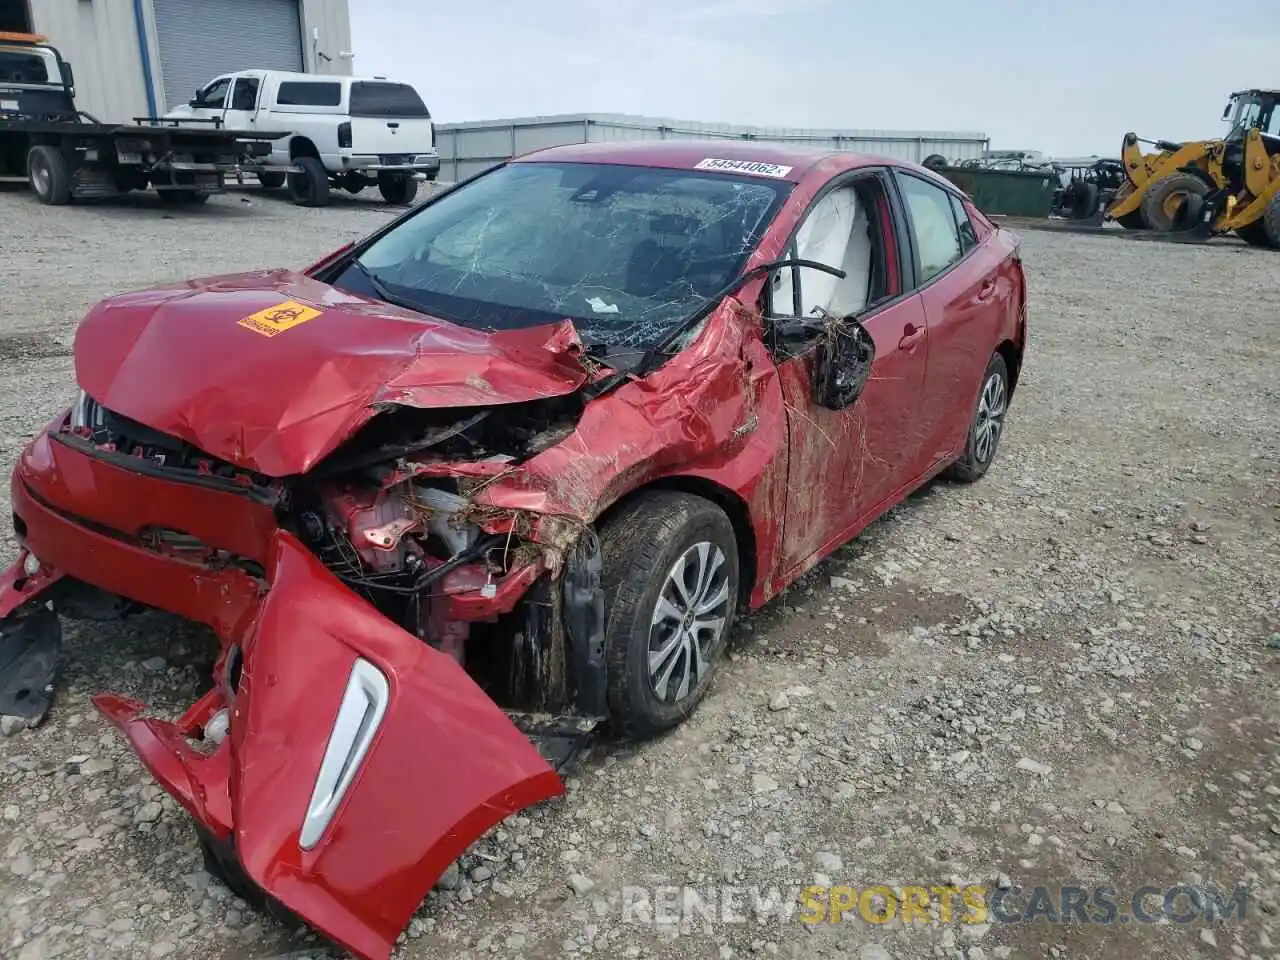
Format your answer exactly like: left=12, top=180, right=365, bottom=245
left=7, top=0, right=350, bottom=122
left=437, top=113, right=990, bottom=182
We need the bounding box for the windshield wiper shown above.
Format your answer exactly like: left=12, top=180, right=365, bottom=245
left=350, top=260, right=429, bottom=315
left=585, top=258, right=848, bottom=396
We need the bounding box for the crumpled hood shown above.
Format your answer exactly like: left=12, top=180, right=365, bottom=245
left=73, top=269, right=591, bottom=477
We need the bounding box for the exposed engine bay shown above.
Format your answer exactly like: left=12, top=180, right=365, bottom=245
left=64, top=392, right=602, bottom=727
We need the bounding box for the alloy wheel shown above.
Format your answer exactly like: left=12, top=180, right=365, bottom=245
left=648, top=541, right=731, bottom=704
left=974, top=371, right=1007, bottom=464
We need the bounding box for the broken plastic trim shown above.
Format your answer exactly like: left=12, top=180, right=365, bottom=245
left=562, top=528, right=606, bottom=717
left=299, top=658, right=390, bottom=850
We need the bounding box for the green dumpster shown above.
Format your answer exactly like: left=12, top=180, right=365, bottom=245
left=936, top=167, right=1057, bottom=218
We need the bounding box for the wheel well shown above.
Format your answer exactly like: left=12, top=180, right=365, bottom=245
left=597, top=476, right=758, bottom=606
left=997, top=338, right=1023, bottom=396
left=289, top=136, right=320, bottom=160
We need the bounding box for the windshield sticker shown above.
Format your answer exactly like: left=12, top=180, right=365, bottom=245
left=694, top=158, right=794, bottom=179
left=238, top=301, right=323, bottom=338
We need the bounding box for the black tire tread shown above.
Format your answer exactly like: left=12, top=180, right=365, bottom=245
left=945, top=352, right=1010, bottom=484
left=27, top=145, right=71, bottom=205
left=289, top=155, right=331, bottom=207
left=1235, top=193, right=1280, bottom=248
left=378, top=172, right=418, bottom=205
left=599, top=490, right=737, bottom=740
left=1140, top=173, right=1209, bottom=232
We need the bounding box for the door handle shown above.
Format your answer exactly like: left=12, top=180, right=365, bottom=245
left=898, top=323, right=925, bottom=349
left=978, top=279, right=997, bottom=301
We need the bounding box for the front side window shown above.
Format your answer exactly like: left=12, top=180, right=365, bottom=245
left=897, top=174, right=963, bottom=283
left=197, top=77, right=230, bottom=109
left=340, top=162, right=790, bottom=351
left=230, top=77, right=259, bottom=112
left=276, top=81, right=342, bottom=107
left=769, top=175, right=899, bottom=320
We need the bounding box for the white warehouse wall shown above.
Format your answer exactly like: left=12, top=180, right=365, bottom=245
left=29, top=0, right=150, bottom=123
left=29, top=0, right=351, bottom=123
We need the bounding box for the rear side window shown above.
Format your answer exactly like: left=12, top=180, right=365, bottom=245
left=349, top=81, right=430, bottom=118
left=896, top=173, right=963, bottom=283
left=276, top=81, right=342, bottom=107
left=949, top=194, right=979, bottom=253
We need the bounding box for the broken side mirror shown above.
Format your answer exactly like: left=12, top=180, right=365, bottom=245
left=811, top=318, right=876, bottom=411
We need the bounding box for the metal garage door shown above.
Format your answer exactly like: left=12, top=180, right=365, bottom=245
left=152, top=0, right=304, bottom=111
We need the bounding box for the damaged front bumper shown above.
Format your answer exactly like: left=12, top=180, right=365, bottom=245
left=90, top=533, right=563, bottom=960
left=1, top=424, right=583, bottom=959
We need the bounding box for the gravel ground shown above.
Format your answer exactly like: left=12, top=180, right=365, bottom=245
left=1, top=185, right=1278, bottom=960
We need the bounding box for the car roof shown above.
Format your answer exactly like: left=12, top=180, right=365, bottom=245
left=511, top=139, right=897, bottom=184
left=220, top=70, right=413, bottom=86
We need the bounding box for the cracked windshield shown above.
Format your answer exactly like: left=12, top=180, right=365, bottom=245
left=343, top=161, right=789, bottom=350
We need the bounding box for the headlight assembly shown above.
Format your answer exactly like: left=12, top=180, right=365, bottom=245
left=68, top=390, right=104, bottom=431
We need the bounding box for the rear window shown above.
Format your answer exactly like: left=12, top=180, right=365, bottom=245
left=275, top=81, right=342, bottom=107
left=0, top=50, right=50, bottom=85
left=349, top=81, right=429, bottom=118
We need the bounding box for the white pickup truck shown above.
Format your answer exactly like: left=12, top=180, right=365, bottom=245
left=167, top=70, right=439, bottom=206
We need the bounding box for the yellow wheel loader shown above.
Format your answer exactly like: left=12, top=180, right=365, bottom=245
left=1206, top=90, right=1280, bottom=247
left=1104, top=89, right=1280, bottom=246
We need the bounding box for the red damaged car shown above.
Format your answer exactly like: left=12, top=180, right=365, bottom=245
left=0, top=141, right=1025, bottom=957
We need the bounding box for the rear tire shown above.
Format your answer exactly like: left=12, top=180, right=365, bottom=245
left=1069, top=181, right=1100, bottom=219
left=378, top=172, right=418, bottom=205
left=945, top=353, right=1010, bottom=483
left=288, top=155, right=331, bottom=207
left=600, top=491, right=739, bottom=739
left=27, top=145, right=71, bottom=205
left=1140, top=173, right=1209, bottom=232
left=258, top=171, right=286, bottom=190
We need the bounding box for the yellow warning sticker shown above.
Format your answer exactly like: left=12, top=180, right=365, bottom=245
left=237, top=300, right=322, bottom=338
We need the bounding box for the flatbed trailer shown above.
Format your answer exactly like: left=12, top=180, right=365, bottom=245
left=0, top=31, right=291, bottom=205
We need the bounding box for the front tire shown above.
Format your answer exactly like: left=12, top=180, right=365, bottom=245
left=288, top=155, right=331, bottom=207
left=1235, top=193, right=1280, bottom=249
left=600, top=491, right=739, bottom=739
left=945, top=353, right=1010, bottom=483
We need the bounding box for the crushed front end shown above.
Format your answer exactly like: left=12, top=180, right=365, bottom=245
left=0, top=394, right=613, bottom=959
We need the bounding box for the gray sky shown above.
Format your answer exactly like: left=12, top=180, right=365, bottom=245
left=351, top=0, right=1280, bottom=158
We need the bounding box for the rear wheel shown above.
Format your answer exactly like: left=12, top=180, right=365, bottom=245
left=945, top=353, right=1010, bottom=483
left=1140, top=173, right=1209, bottom=232
left=600, top=491, right=739, bottom=739
left=258, top=171, right=286, bottom=190
left=378, top=171, right=418, bottom=205
left=288, top=155, right=331, bottom=207
left=27, top=145, right=71, bottom=205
